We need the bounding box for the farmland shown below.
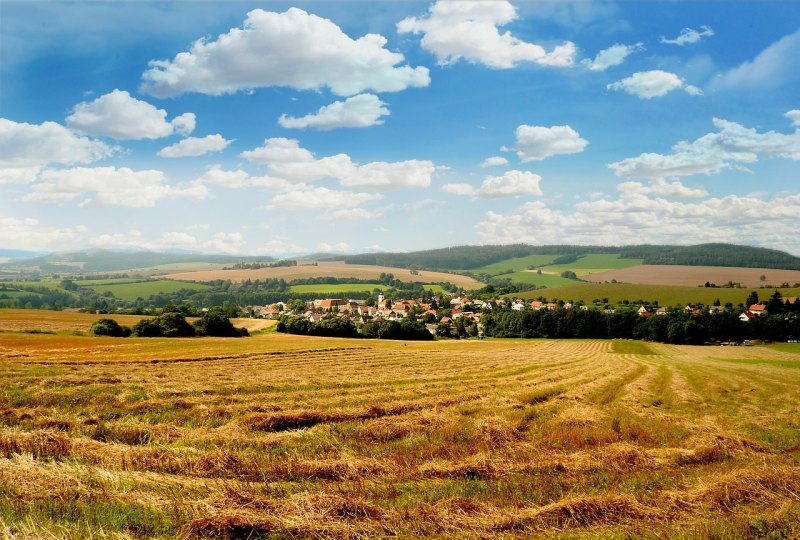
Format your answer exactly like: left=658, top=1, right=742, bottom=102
left=518, top=282, right=800, bottom=307
left=585, top=265, right=800, bottom=288
left=0, top=314, right=799, bottom=538
left=289, top=283, right=445, bottom=295
left=163, top=261, right=482, bottom=289
left=82, top=279, right=212, bottom=302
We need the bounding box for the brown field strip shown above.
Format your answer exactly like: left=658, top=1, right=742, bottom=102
left=585, top=264, right=800, bottom=288
left=161, top=261, right=483, bottom=289
left=0, top=324, right=799, bottom=538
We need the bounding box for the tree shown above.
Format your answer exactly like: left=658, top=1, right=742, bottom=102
left=91, top=318, right=130, bottom=337
left=193, top=309, right=247, bottom=337
left=745, top=291, right=760, bottom=307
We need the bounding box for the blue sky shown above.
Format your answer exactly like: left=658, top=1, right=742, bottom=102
left=1, top=1, right=799, bottom=256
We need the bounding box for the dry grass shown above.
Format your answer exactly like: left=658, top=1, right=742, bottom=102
left=0, top=313, right=799, bottom=538
left=162, top=260, right=483, bottom=289
left=585, top=264, right=800, bottom=287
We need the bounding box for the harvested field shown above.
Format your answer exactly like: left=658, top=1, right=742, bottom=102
left=0, top=309, right=270, bottom=334
left=162, top=261, right=483, bottom=289
left=0, top=315, right=799, bottom=538
left=585, top=264, right=800, bottom=288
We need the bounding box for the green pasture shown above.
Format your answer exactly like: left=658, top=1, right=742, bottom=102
left=468, top=255, right=558, bottom=275
left=501, top=271, right=577, bottom=288
left=543, top=254, right=643, bottom=276
left=517, top=282, right=800, bottom=308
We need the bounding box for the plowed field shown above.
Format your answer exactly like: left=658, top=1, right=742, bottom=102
left=585, top=264, right=800, bottom=288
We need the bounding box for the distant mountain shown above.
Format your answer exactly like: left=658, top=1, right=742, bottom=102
left=339, top=244, right=800, bottom=271
left=0, top=249, right=47, bottom=260
left=0, top=250, right=275, bottom=273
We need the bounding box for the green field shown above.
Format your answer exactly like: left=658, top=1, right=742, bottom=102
left=502, top=271, right=577, bottom=287
left=468, top=254, right=558, bottom=275
left=542, top=254, right=643, bottom=276
left=517, top=282, right=800, bottom=307
left=289, top=283, right=445, bottom=295
left=85, top=280, right=212, bottom=301
left=75, top=277, right=138, bottom=286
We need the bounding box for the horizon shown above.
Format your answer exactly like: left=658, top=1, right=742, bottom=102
left=2, top=1, right=799, bottom=255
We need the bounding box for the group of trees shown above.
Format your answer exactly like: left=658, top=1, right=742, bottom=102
left=276, top=315, right=432, bottom=341
left=481, top=303, right=800, bottom=344
left=91, top=307, right=248, bottom=338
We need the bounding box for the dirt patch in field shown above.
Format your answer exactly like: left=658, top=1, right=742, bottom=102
left=584, top=265, right=800, bottom=288
left=162, top=261, right=482, bottom=289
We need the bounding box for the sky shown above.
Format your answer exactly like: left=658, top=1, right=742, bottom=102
left=1, top=1, right=799, bottom=257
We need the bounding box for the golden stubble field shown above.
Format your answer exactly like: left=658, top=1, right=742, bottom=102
left=161, top=261, right=482, bottom=289
left=0, top=313, right=799, bottom=538
left=585, top=264, right=800, bottom=288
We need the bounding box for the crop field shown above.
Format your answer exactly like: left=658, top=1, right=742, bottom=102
left=518, top=282, right=800, bottom=308
left=83, top=280, right=213, bottom=302
left=586, top=265, right=800, bottom=288
left=0, top=316, right=799, bottom=539
left=0, top=309, right=271, bottom=335
left=502, top=271, right=577, bottom=288
left=163, top=262, right=482, bottom=290
left=289, top=283, right=445, bottom=295
left=539, top=254, right=644, bottom=277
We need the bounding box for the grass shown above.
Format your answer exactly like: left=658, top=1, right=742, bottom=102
left=468, top=255, right=559, bottom=275
left=0, top=312, right=798, bottom=538
left=517, top=282, right=800, bottom=307
left=502, top=271, right=577, bottom=287
left=84, top=280, right=212, bottom=301
left=289, top=283, right=445, bottom=295
left=542, top=254, right=644, bottom=276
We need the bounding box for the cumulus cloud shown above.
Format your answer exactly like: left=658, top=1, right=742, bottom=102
left=158, top=134, right=232, bottom=158
left=582, top=42, right=643, bottom=71
left=508, top=124, right=588, bottom=162
left=278, top=94, right=389, bottom=130
left=321, top=208, right=377, bottom=221
left=87, top=229, right=242, bottom=253
left=660, top=25, right=714, bottom=46
left=607, top=70, right=702, bottom=99
left=317, top=242, right=350, bottom=252
left=241, top=138, right=435, bottom=190
left=141, top=8, right=429, bottom=98
left=475, top=191, right=800, bottom=252
left=205, top=232, right=247, bottom=254
left=480, top=156, right=508, bottom=167
left=66, top=90, right=195, bottom=140
left=710, top=28, right=800, bottom=90
left=617, top=179, right=708, bottom=198
left=0, top=118, right=114, bottom=183
left=195, top=165, right=249, bottom=189
left=443, top=170, right=543, bottom=198
left=787, top=110, right=800, bottom=127
left=608, top=114, right=800, bottom=180
left=397, top=0, right=576, bottom=68
left=0, top=217, right=87, bottom=250
left=267, top=186, right=381, bottom=211
left=254, top=238, right=308, bottom=255
left=24, top=167, right=208, bottom=208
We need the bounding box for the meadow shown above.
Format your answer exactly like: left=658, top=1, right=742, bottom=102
left=0, top=312, right=798, bottom=538
left=289, top=283, right=445, bottom=295
left=82, top=280, right=213, bottom=302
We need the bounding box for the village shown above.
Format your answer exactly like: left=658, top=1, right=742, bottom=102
left=245, top=291, right=799, bottom=337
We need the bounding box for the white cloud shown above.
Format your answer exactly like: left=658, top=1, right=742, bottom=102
left=241, top=138, right=435, bottom=190
left=607, top=70, right=702, bottom=99
left=509, top=124, right=588, bottom=162
left=608, top=114, right=800, bottom=180
left=158, top=134, right=232, bottom=158
left=710, top=28, right=800, bottom=90
left=581, top=42, right=643, bottom=71
left=787, top=110, right=800, bottom=127
left=66, top=89, right=195, bottom=140
left=196, top=165, right=249, bottom=188
left=253, top=238, right=308, bottom=255
left=443, top=170, right=543, bottom=198
left=278, top=94, right=389, bottom=130
left=321, top=208, right=376, bottom=221
left=0, top=118, right=114, bottom=181
left=88, top=230, right=154, bottom=250
left=24, top=167, right=208, bottom=208
left=480, top=156, right=508, bottom=168
left=0, top=217, right=87, bottom=250
left=317, top=242, right=350, bottom=252
left=397, top=0, right=576, bottom=69
left=617, top=179, right=708, bottom=198
left=660, top=25, right=714, bottom=46
left=159, top=231, right=198, bottom=248
left=141, top=8, right=429, bottom=98
left=267, top=186, right=381, bottom=211
left=205, top=232, right=246, bottom=254
left=475, top=191, right=800, bottom=252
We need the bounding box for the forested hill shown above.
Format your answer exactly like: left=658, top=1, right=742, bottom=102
left=340, top=244, right=800, bottom=271
left=618, top=244, right=800, bottom=269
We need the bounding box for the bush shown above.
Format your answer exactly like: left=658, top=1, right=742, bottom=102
left=193, top=309, right=247, bottom=337
left=91, top=318, right=131, bottom=337
left=132, top=318, right=163, bottom=337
